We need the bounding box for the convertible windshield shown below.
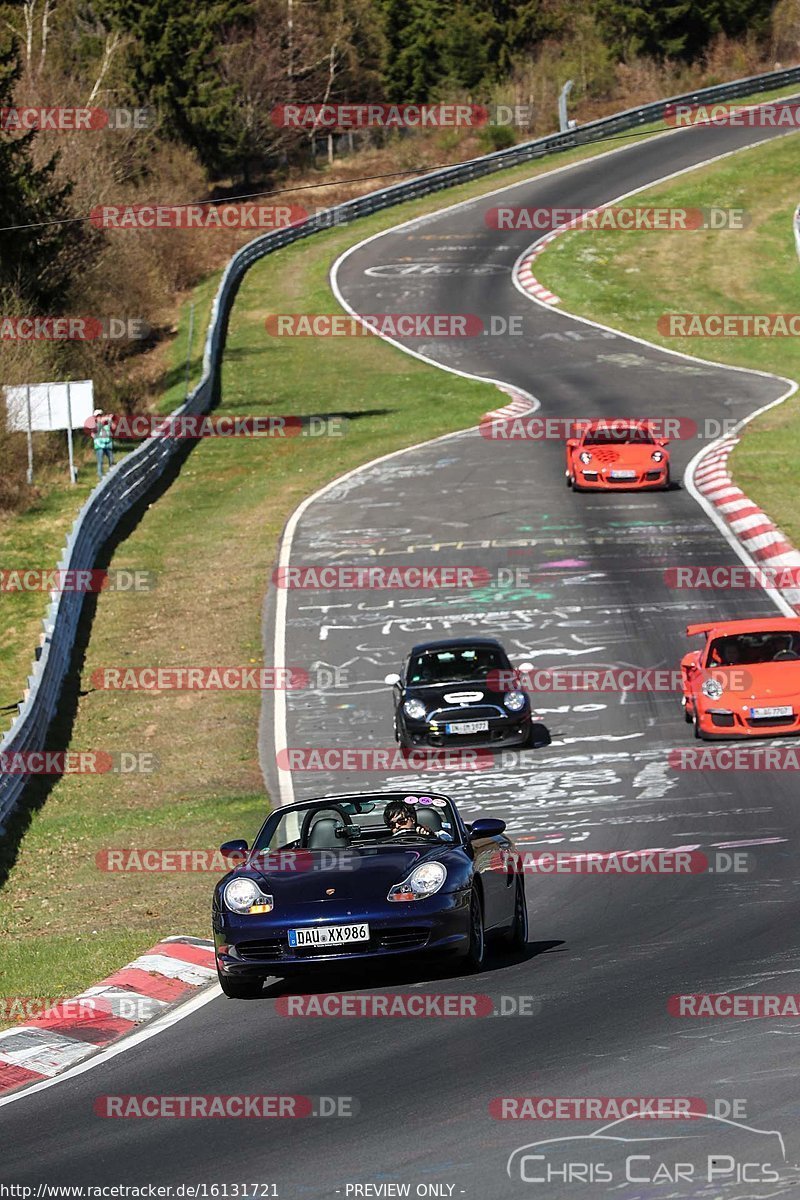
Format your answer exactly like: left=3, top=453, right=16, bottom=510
left=253, top=794, right=458, bottom=853
left=583, top=426, right=654, bottom=445
left=407, top=647, right=507, bottom=685
left=708, top=631, right=800, bottom=666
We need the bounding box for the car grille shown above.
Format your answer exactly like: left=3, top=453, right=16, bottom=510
left=237, top=938, right=285, bottom=960
left=235, top=928, right=430, bottom=960
left=746, top=715, right=796, bottom=728
left=428, top=706, right=504, bottom=723
left=375, top=928, right=429, bottom=950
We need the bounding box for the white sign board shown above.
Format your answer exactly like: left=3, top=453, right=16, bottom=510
left=3, top=380, right=94, bottom=432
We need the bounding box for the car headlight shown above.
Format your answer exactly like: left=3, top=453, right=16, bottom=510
left=579, top=451, right=592, bottom=464
left=403, top=698, right=427, bottom=720
left=702, top=678, right=724, bottom=700
left=223, top=878, right=273, bottom=914
left=503, top=690, right=526, bottom=712
left=388, top=861, right=447, bottom=902
left=651, top=450, right=664, bottom=462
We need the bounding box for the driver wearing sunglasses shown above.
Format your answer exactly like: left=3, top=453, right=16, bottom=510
left=383, top=800, right=435, bottom=838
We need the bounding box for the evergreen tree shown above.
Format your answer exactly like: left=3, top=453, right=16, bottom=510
left=0, top=43, right=84, bottom=309
left=97, top=0, right=253, bottom=174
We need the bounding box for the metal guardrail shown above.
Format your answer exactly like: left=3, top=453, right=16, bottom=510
left=2, top=64, right=800, bottom=831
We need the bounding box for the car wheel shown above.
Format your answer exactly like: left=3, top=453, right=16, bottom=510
left=693, top=713, right=706, bottom=741
left=664, top=467, right=671, bottom=490
left=398, top=721, right=414, bottom=750
left=465, top=888, right=486, bottom=971
left=683, top=702, right=693, bottom=724
left=217, top=968, right=265, bottom=999
left=565, top=470, right=572, bottom=488
left=501, top=877, right=528, bottom=951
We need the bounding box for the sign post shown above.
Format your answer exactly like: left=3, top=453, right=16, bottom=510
left=3, top=381, right=93, bottom=484
left=65, top=382, right=77, bottom=484
left=24, top=385, right=33, bottom=484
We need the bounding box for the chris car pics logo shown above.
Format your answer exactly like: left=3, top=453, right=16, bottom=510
left=506, top=1113, right=791, bottom=1191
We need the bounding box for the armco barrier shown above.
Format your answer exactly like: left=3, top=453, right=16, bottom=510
left=2, top=65, right=800, bottom=831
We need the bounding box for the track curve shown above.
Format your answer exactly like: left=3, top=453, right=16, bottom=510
left=4, top=112, right=800, bottom=1199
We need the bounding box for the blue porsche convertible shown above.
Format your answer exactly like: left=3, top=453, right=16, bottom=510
left=213, top=790, right=527, bottom=997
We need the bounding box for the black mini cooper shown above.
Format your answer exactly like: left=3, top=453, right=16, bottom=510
left=385, top=637, right=534, bottom=750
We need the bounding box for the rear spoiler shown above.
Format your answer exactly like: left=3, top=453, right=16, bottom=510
left=686, top=623, right=716, bottom=637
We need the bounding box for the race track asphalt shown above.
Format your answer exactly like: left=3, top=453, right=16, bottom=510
left=4, top=111, right=800, bottom=1199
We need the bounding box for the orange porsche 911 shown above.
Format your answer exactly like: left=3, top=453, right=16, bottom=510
left=565, top=419, right=670, bottom=491
left=681, top=617, right=800, bottom=739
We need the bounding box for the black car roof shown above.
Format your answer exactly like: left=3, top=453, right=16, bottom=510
left=408, top=637, right=505, bottom=657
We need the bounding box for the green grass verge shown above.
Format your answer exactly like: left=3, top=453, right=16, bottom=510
left=533, top=123, right=800, bottom=547
left=1, top=80, right=800, bottom=1015
left=3, top=77, right=799, bottom=728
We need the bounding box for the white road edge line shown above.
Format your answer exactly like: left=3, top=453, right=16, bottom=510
left=0, top=982, right=223, bottom=1110
left=273, top=113, right=752, bottom=809
left=508, top=129, right=800, bottom=618
left=5, top=105, right=796, bottom=1109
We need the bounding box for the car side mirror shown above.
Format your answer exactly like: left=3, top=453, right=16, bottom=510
left=469, top=818, right=506, bottom=839
left=384, top=673, right=401, bottom=686
left=220, top=839, right=248, bottom=859
left=657, top=438, right=670, bottom=446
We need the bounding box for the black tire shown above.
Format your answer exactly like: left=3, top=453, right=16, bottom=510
left=663, top=467, right=671, bottom=490
left=684, top=702, right=693, bottom=724
left=465, top=888, right=486, bottom=972
left=393, top=714, right=413, bottom=750
left=565, top=470, right=572, bottom=488
left=501, top=877, right=528, bottom=951
left=693, top=713, right=705, bottom=740
left=217, top=968, right=265, bottom=999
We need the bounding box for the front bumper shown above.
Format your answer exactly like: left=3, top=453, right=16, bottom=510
left=404, top=712, right=531, bottom=750
left=575, top=466, right=669, bottom=491
left=214, top=892, right=470, bottom=977
left=695, top=703, right=800, bottom=739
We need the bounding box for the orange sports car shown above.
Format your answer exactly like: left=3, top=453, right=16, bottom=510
left=681, top=617, right=800, bottom=739
left=565, top=419, right=670, bottom=491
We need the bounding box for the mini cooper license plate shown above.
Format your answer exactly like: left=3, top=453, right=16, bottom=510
left=750, top=705, right=793, bottom=719
left=609, top=470, right=636, bottom=480
left=445, top=720, right=489, bottom=734
left=288, top=923, right=369, bottom=948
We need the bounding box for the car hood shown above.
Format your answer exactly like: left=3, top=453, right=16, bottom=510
left=251, top=844, right=459, bottom=902
left=704, top=661, right=800, bottom=703
left=404, top=682, right=517, bottom=711
left=578, top=444, right=665, bottom=467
